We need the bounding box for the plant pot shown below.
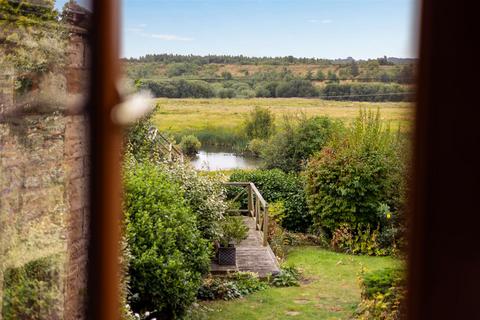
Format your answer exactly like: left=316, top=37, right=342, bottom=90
left=218, top=245, right=236, bottom=265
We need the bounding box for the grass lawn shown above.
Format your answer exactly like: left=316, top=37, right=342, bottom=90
left=194, top=247, right=400, bottom=320
left=153, top=98, right=413, bottom=134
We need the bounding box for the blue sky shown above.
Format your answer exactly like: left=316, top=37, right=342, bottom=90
left=57, top=0, right=418, bottom=59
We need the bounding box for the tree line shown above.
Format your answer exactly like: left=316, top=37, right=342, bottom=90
left=137, top=79, right=414, bottom=102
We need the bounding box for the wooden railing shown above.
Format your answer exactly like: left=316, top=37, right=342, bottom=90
left=224, top=182, right=269, bottom=246
left=147, top=127, right=184, bottom=162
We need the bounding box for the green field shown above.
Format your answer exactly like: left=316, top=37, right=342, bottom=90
left=191, top=247, right=399, bottom=320
left=153, top=98, right=413, bottom=135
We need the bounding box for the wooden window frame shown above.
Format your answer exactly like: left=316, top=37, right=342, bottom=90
left=86, top=0, right=480, bottom=318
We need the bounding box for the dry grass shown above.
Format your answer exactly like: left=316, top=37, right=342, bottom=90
left=153, top=98, right=413, bottom=134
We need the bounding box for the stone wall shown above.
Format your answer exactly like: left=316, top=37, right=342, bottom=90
left=0, top=11, right=90, bottom=320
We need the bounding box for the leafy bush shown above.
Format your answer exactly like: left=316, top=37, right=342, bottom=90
left=229, top=169, right=311, bottom=233
left=219, top=216, right=248, bottom=246
left=217, top=88, right=236, bottom=98
left=124, top=162, right=211, bottom=318
left=261, top=115, right=341, bottom=172
left=305, top=109, right=406, bottom=242
left=246, top=138, right=266, bottom=157
left=160, top=161, right=227, bottom=242
left=355, top=268, right=405, bottom=320
left=166, top=62, right=198, bottom=77
left=197, top=272, right=267, bottom=301
left=243, top=106, right=275, bottom=140
left=2, top=255, right=63, bottom=320
left=138, top=79, right=215, bottom=98
left=321, top=83, right=413, bottom=102
left=271, top=265, right=300, bottom=287
left=180, top=134, right=201, bottom=156
left=275, top=80, right=318, bottom=97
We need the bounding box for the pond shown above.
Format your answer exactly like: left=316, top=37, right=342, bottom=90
left=190, top=146, right=262, bottom=171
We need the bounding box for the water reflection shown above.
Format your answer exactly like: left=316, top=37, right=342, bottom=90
left=191, top=146, right=262, bottom=171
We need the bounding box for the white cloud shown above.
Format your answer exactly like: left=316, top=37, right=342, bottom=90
left=138, top=23, right=147, bottom=28
left=145, top=33, right=193, bottom=41
left=322, top=19, right=333, bottom=24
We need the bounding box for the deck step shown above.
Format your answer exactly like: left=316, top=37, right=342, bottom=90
left=211, top=216, right=280, bottom=278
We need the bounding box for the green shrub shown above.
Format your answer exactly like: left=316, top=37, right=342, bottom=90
left=229, top=169, right=311, bottom=233
left=246, top=138, right=266, bottom=157
left=2, top=255, right=63, bottom=320
left=261, top=115, right=341, bottom=172
left=275, top=80, right=318, bottom=97
left=197, top=272, right=267, bottom=301
left=124, top=162, right=210, bottom=318
left=243, top=106, right=275, bottom=140
left=305, top=109, right=406, bottom=242
left=219, top=216, right=248, bottom=246
left=321, top=82, right=413, bottom=102
left=161, top=162, right=227, bottom=242
left=180, top=134, right=201, bottom=156
left=355, top=268, right=405, bottom=320
left=271, top=265, right=300, bottom=287
left=138, top=79, right=215, bottom=98
left=217, top=88, right=236, bottom=98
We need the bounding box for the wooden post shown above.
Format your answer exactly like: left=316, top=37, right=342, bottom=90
left=255, top=196, right=260, bottom=230
left=263, top=205, right=269, bottom=246
left=247, top=184, right=253, bottom=217
left=168, top=143, right=173, bottom=161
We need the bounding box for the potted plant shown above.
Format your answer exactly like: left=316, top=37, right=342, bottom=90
left=217, top=216, right=248, bottom=265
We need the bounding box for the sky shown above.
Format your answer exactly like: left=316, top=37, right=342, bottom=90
left=57, top=0, right=418, bottom=60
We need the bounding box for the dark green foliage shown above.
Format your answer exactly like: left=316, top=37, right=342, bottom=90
left=270, top=265, right=300, bottom=287
left=180, top=134, right=201, bottom=156
left=315, top=69, right=326, bottom=81
left=321, top=83, right=413, bottom=101
left=138, top=79, right=215, bottom=98
left=166, top=62, right=198, bottom=77
left=275, top=80, right=318, bottom=97
left=261, top=115, right=341, bottom=172
left=2, top=255, right=63, bottom=320
left=327, top=70, right=339, bottom=83
left=197, top=272, right=268, bottom=301
left=244, top=106, right=275, bottom=140
left=255, top=81, right=279, bottom=97
left=361, top=268, right=404, bottom=299
left=229, top=169, right=311, bottom=233
left=124, top=162, right=211, bottom=318
left=305, top=110, right=406, bottom=242
left=217, top=88, right=236, bottom=98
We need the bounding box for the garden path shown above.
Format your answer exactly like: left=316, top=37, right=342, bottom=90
left=211, top=216, right=280, bottom=278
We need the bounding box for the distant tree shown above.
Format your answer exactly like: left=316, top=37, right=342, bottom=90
left=315, top=70, right=326, bottom=81
left=327, top=70, right=339, bottom=83
left=221, top=71, right=233, bottom=80
left=305, top=70, right=313, bottom=80
left=244, top=106, right=276, bottom=140
left=351, top=60, right=360, bottom=77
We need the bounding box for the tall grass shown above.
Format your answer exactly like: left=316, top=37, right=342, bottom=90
left=170, top=126, right=249, bottom=151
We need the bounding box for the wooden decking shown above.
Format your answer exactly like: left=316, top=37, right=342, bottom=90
left=211, top=216, right=280, bottom=278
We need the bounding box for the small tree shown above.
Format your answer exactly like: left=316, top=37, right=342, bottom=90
left=315, top=69, right=326, bottom=81
left=351, top=60, right=360, bottom=77
left=180, top=134, right=201, bottom=156
left=244, top=106, right=275, bottom=140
